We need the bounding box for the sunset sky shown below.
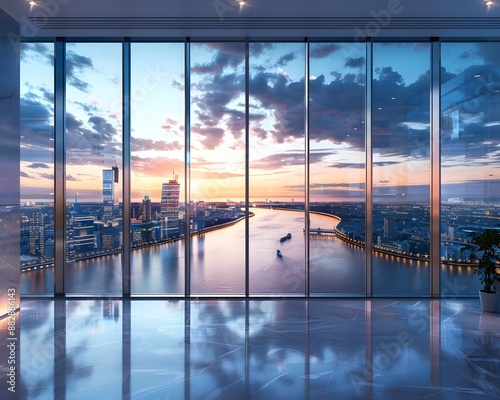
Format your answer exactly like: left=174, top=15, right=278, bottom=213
left=20, top=41, right=500, bottom=204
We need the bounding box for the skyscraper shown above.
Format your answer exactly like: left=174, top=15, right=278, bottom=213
left=142, top=194, right=152, bottom=222
left=161, top=174, right=180, bottom=239
left=102, top=168, right=115, bottom=224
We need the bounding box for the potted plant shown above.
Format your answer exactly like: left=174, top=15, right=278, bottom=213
left=462, top=229, right=500, bottom=312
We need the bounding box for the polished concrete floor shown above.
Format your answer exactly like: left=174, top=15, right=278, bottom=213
left=10, top=299, right=500, bottom=399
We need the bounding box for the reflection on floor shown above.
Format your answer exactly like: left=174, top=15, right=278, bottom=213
left=14, top=299, right=500, bottom=399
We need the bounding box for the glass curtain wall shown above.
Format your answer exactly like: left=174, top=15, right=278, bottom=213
left=440, top=42, right=500, bottom=296
left=65, top=43, right=123, bottom=296
left=309, top=42, right=366, bottom=296
left=372, top=43, right=431, bottom=296
left=20, top=42, right=55, bottom=295
left=129, top=43, right=185, bottom=295
left=249, top=42, right=306, bottom=296
left=19, top=40, right=500, bottom=298
left=190, top=42, right=246, bottom=296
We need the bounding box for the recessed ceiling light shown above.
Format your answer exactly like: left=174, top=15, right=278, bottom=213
left=474, top=73, right=481, bottom=78
left=239, top=1, right=246, bottom=6
left=486, top=1, right=493, bottom=5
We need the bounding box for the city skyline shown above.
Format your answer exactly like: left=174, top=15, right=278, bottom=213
left=20, top=41, right=500, bottom=204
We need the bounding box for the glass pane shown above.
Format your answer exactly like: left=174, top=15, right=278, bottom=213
left=130, top=43, right=185, bottom=295
left=190, top=301, right=246, bottom=397
left=249, top=42, right=306, bottom=296
left=65, top=43, right=123, bottom=295
left=65, top=301, right=122, bottom=398
left=190, top=43, right=246, bottom=295
left=131, top=301, right=185, bottom=397
left=440, top=43, right=500, bottom=296
left=309, top=42, right=366, bottom=296
left=20, top=42, right=55, bottom=295
left=372, top=43, right=431, bottom=296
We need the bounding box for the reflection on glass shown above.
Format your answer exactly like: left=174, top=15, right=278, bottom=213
left=371, top=301, right=432, bottom=394
left=20, top=301, right=55, bottom=398
left=309, top=42, right=366, bottom=296
left=190, top=43, right=246, bottom=295
left=131, top=301, right=185, bottom=397
left=372, top=43, right=431, bottom=296
left=130, top=43, right=185, bottom=295
left=440, top=42, right=500, bottom=296
left=249, top=42, right=306, bottom=295
left=190, top=301, right=246, bottom=397
left=65, top=43, right=123, bottom=295
left=65, top=301, right=122, bottom=398
left=20, top=42, right=55, bottom=295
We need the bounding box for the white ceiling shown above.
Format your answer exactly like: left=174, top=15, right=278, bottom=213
left=2, top=0, right=500, bottom=38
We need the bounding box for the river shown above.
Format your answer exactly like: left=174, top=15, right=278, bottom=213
left=21, top=207, right=480, bottom=296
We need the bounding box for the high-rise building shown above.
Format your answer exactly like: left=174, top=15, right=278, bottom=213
left=102, top=168, right=115, bottom=224
left=161, top=175, right=180, bottom=239
left=68, top=215, right=96, bottom=259
left=383, top=217, right=398, bottom=239
left=142, top=194, right=152, bottom=222
left=192, top=201, right=206, bottom=231
left=28, top=211, right=44, bottom=257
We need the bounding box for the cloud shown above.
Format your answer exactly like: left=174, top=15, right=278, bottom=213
left=131, top=137, right=182, bottom=152
left=191, top=42, right=245, bottom=75
left=88, top=116, right=117, bottom=138
left=276, top=52, right=296, bottom=66
left=66, top=50, right=94, bottom=92
left=329, top=162, right=365, bottom=169
left=345, top=57, right=365, bottom=69
left=27, top=163, right=50, bottom=169
left=20, top=171, right=30, bottom=178
left=310, top=44, right=340, bottom=59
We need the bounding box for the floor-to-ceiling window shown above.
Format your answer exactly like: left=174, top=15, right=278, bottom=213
left=65, top=42, right=123, bottom=296
left=249, top=42, right=306, bottom=296
left=18, top=39, right=499, bottom=298
left=309, top=42, right=366, bottom=296
left=440, top=42, right=500, bottom=297
left=372, top=42, right=431, bottom=296
left=129, top=42, right=186, bottom=295
left=190, top=42, right=246, bottom=296
left=20, top=42, right=55, bottom=296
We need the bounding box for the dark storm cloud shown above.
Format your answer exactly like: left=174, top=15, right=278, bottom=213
left=27, top=163, right=50, bottom=169
left=192, top=71, right=245, bottom=147
left=249, top=72, right=305, bottom=141
left=21, top=42, right=53, bottom=66
left=20, top=97, right=53, bottom=153
left=329, top=162, right=365, bottom=169
left=65, top=112, right=121, bottom=166
left=66, top=50, right=94, bottom=92
left=192, top=125, right=225, bottom=150
left=310, top=44, right=340, bottom=59
left=191, top=42, right=244, bottom=75
left=252, top=152, right=305, bottom=170
left=88, top=116, right=117, bottom=138
left=276, top=53, right=296, bottom=66
left=345, top=57, right=365, bottom=69
left=309, top=74, right=364, bottom=149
